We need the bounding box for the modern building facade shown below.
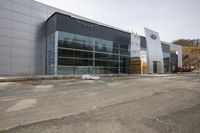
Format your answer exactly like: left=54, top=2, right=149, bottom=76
left=130, top=29, right=182, bottom=74
left=47, top=13, right=130, bottom=75
left=0, top=0, right=182, bottom=76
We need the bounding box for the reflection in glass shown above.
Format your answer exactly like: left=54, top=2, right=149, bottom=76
left=49, top=31, right=130, bottom=75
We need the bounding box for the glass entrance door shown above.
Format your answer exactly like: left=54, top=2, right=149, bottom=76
left=153, top=61, right=157, bottom=73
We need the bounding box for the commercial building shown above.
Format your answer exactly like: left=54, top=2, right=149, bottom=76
left=130, top=28, right=182, bottom=74
left=0, top=0, right=182, bottom=76
left=47, top=13, right=130, bottom=75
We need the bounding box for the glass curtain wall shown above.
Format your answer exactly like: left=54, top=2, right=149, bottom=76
left=163, top=53, right=170, bottom=73
left=161, top=43, right=170, bottom=73
left=47, top=32, right=56, bottom=74
left=56, top=31, right=129, bottom=75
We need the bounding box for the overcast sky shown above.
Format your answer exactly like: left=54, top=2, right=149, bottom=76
left=36, top=0, right=199, bottom=42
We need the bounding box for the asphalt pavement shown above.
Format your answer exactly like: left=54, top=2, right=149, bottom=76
left=0, top=74, right=200, bottom=133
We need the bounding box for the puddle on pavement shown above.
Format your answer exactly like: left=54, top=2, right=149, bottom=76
left=6, top=99, right=37, bottom=112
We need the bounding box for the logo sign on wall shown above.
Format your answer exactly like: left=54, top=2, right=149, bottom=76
left=145, top=27, right=164, bottom=74
left=150, top=34, right=157, bottom=40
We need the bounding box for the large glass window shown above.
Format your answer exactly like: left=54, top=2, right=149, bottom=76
left=58, top=49, right=74, bottom=57
left=120, top=44, right=128, bottom=50
left=58, top=58, right=73, bottom=66
left=103, top=40, right=113, bottom=48
left=163, top=52, right=170, bottom=73
left=75, top=34, right=90, bottom=44
left=95, top=44, right=113, bottom=53
left=47, top=13, right=131, bottom=75
left=161, top=43, right=170, bottom=53
left=50, top=31, right=130, bottom=75
left=120, top=48, right=129, bottom=56
left=140, top=36, right=147, bottom=50
left=95, top=38, right=103, bottom=45
left=74, top=59, right=87, bottom=66
left=47, top=33, right=56, bottom=75
left=58, top=40, right=73, bottom=49
left=58, top=32, right=74, bottom=42
left=95, top=53, right=112, bottom=61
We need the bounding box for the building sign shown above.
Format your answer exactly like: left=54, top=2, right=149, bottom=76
left=145, top=28, right=164, bottom=74
left=150, top=34, right=157, bottom=40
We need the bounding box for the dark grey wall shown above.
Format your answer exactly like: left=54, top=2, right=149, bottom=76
left=47, top=13, right=131, bottom=44
left=140, top=36, right=147, bottom=49
left=161, top=43, right=170, bottom=53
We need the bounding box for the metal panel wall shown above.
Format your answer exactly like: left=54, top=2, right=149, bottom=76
left=144, top=28, right=164, bottom=74
left=0, top=0, right=79, bottom=75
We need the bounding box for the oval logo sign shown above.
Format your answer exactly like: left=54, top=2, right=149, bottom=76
left=150, top=34, right=157, bottom=40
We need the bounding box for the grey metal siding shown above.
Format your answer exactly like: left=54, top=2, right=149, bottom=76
left=0, top=0, right=71, bottom=75
left=0, top=0, right=131, bottom=76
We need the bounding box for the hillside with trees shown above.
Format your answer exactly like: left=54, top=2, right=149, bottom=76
left=173, top=39, right=200, bottom=68
left=173, top=39, right=200, bottom=47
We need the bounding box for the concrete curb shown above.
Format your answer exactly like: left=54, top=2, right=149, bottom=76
left=0, top=73, right=185, bottom=82
left=0, top=75, right=82, bottom=82
left=0, top=74, right=141, bottom=82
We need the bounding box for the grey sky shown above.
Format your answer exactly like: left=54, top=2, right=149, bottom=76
left=36, top=0, right=200, bottom=42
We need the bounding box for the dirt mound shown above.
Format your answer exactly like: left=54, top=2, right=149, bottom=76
left=182, top=46, right=200, bottom=67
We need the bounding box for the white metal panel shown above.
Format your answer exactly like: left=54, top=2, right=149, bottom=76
left=0, top=36, right=11, bottom=47
left=0, top=8, right=12, bottom=19
left=32, top=1, right=47, bottom=12
left=12, top=38, right=30, bottom=49
left=0, top=27, right=11, bottom=37
left=0, top=47, right=11, bottom=56
left=12, top=21, right=31, bottom=33
left=12, top=30, right=31, bottom=40
left=0, top=56, right=11, bottom=66
left=0, top=0, right=12, bottom=10
left=12, top=56, right=30, bottom=66
left=31, top=9, right=47, bottom=19
left=0, top=66, right=11, bottom=75
left=11, top=47, right=30, bottom=57
left=11, top=66, right=30, bottom=75
left=12, top=0, right=31, bottom=7
left=12, top=2, right=31, bottom=16
left=0, top=18, right=12, bottom=29
left=145, top=28, right=164, bottom=74
left=12, top=12, right=32, bottom=24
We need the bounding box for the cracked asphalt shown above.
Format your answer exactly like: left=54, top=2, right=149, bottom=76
left=0, top=74, right=200, bottom=133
